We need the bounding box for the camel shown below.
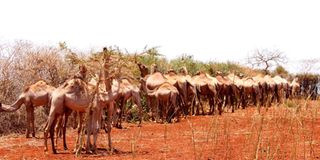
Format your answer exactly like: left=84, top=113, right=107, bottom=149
left=0, top=80, right=56, bottom=138
left=164, top=69, right=196, bottom=116
left=272, top=75, right=289, bottom=103
left=147, top=82, right=179, bottom=123
left=44, top=78, right=92, bottom=154
left=241, top=77, right=261, bottom=108
left=44, top=75, right=121, bottom=154
left=86, top=78, right=121, bottom=153
left=192, top=72, right=220, bottom=115
left=289, top=78, right=301, bottom=98
left=111, top=78, right=143, bottom=129
left=227, top=73, right=245, bottom=110
left=263, top=75, right=277, bottom=106
left=140, top=71, right=168, bottom=121
left=136, top=62, right=149, bottom=78
left=216, top=75, right=238, bottom=112
left=252, top=75, right=269, bottom=107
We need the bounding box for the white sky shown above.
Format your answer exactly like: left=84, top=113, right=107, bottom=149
left=1, top=0, right=320, bottom=73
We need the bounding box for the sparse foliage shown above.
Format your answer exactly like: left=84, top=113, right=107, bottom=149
left=298, top=58, right=320, bottom=74
left=247, top=48, right=287, bottom=74
left=170, top=54, right=209, bottom=75
left=273, top=65, right=289, bottom=77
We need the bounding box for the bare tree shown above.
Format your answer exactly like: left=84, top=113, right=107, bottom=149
left=298, top=58, right=320, bottom=74
left=247, top=48, right=287, bottom=74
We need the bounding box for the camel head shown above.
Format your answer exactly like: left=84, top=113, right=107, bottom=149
left=150, top=63, right=159, bottom=74
left=179, top=66, right=188, bottom=75
left=74, top=65, right=88, bottom=81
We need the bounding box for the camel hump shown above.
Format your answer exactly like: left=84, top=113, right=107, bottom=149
left=24, top=80, right=48, bottom=92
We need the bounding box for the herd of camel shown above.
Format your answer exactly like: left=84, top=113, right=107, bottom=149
left=0, top=60, right=301, bottom=155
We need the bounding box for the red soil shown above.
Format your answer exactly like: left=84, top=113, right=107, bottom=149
left=0, top=105, right=320, bottom=160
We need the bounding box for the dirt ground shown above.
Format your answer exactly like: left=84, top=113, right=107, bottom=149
left=0, top=104, right=320, bottom=160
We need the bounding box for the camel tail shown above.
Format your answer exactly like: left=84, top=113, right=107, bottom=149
left=0, top=96, right=25, bottom=112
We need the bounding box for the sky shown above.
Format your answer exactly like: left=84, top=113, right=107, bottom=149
left=1, top=0, right=320, bottom=73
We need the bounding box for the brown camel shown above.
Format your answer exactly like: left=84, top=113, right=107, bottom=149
left=289, top=78, right=300, bottom=98
left=140, top=71, right=168, bottom=120
left=272, top=75, right=289, bottom=103
left=164, top=69, right=195, bottom=116
left=136, top=62, right=149, bottom=78
left=86, top=78, right=121, bottom=153
left=0, top=80, right=56, bottom=138
left=263, top=75, right=277, bottom=106
left=147, top=82, right=179, bottom=123
left=192, top=72, right=220, bottom=115
left=113, top=78, right=143, bottom=128
left=44, top=78, right=92, bottom=154
left=216, top=75, right=237, bottom=112
left=241, top=77, right=261, bottom=108
left=227, top=73, right=245, bottom=110
left=252, top=75, right=269, bottom=107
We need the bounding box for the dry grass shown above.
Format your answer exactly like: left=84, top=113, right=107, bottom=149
left=0, top=99, right=319, bottom=159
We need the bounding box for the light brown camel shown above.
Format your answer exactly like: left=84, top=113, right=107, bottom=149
left=164, top=69, right=195, bottom=116
left=289, top=78, right=300, bottom=98
left=136, top=62, right=149, bottom=78
left=263, top=75, right=280, bottom=106
left=86, top=78, right=121, bottom=153
left=252, top=75, right=268, bottom=107
left=113, top=78, right=143, bottom=129
left=140, top=71, right=168, bottom=120
left=241, top=77, right=261, bottom=108
left=192, top=72, right=219, bottom=115
left=227, top=73, right=244, bottom=110
left=272, top=75, right=289, bottom=103
left=216, top=75, right=237, bottom=112
left=147, top=82, right=179, bottom=123
left=44, top=78, right=92, bottom=154
left=0, top=80, right=56, bottom=138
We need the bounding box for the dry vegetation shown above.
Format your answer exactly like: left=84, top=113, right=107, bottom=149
left=0, top=100, right=319, bottom=159
left=0, top=41, right=320, bottom=159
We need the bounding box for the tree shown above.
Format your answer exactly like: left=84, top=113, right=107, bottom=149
left=298, top=58, right=320, bottom=74
left=247, top=48, right=287, bottom=74
left=273, top=65, right=289, bottom=77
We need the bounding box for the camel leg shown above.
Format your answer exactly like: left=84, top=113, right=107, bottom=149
left=86, top=108, right=93, bottom=154
left=25, top=104, right=32, bottom=138
left=44, top=106, right=59, bottom=153
left=117, top=98, right=125, bottom=129
left=92, top=105, right=102, bottom=154
left=75, top=112, right=84, bottom=154
left=44, top=111, right=58, bottom=153
left=63, top=109, right=72, bottom=150
left=132, top=93, right=143, bottom=126
left=30, top=106, right=36, bottom=137
left=50, top=117, right=58, bottom=154
left=55, top=116, right=62, bottom=148
left=164, top=99, right=169, bottom=123
left=146, top=96, right=153, bottom=121
left=107, top=102, right=114, bottom=153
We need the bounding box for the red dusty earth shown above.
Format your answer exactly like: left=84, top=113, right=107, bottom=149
left=0, top=104, right=320, bottom=160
